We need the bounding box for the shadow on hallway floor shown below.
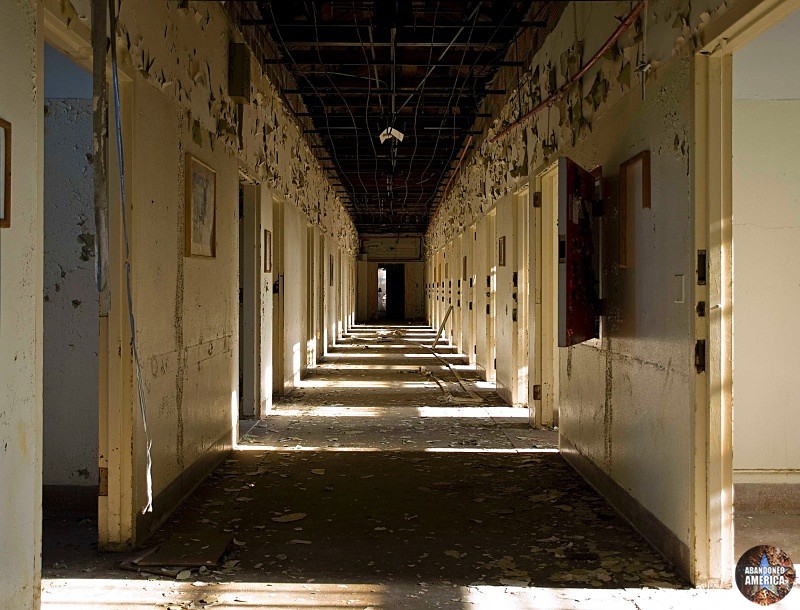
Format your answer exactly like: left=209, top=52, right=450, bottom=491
left=42, top=325, right=694, bottom=609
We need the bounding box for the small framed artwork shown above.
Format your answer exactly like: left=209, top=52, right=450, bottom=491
left=184, top=153, right=216, bottom=258
left=498, top=236, right=506, bottom=267
left=0, top=117, right=11, bottom=229
left=263, top=229, right=272, bottom=273
left=619, top=150, right=651, bottom=268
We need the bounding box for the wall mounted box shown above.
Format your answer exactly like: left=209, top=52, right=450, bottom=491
left=228, top=42, right=251, bottom=105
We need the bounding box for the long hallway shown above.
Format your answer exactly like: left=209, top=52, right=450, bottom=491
left=41, top=325, right=746, bottom=610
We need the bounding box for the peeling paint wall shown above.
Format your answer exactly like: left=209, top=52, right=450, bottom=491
left=0, top=1, right=43, bottom=607
left=129, top=78, right=239, bottom=521
left=44, top=0, right=357, bottom=544
left=425, top=0, right=741, bottom=576
left=109, top=0, right=357, bottom=254
left=43, top=98, right=98, bottom=488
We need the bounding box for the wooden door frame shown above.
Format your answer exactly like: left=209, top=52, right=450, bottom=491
left=531, top=162, right=559, bottom=428
left=271, top=195, right=285, bottom=396
left=238, top=181, right=261, bottom=419
left=691, top=0, right=800, bottom=586
left=42, top=10, right=137, bottom=549
left=513, top=184, right=530, bottom=406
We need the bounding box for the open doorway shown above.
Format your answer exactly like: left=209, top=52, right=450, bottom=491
left=730, top=8, right=800, bottom=564
left=41, top=41, right=99, bottom=541
left=694, top=0, right=800, bottom=584
left=377, top=266, right=387, bottom=318
left=271, top=196, right=285, bottom=396
left=238, top=181, right=261, bottom=431
left=532, top=165, right=559, bottom=428
left=385, top=263, right=405, bottom=321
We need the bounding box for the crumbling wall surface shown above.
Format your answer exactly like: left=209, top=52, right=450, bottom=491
left=128, top=78, right=239, bottom=511
left=42, top=0, right=357, bottom=539
left=43, top=99, right=98, bottom=488
left=0, top=1, right=43, bottom=608
left=109, top=0, right=357, bottom=254
left=426, top=0, right=739, bottom=576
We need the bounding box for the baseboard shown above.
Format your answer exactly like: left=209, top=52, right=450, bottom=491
left=42, top=485, right=98, bottom=516
left=736, top=483, right=800, bottom=512
left=135, top=430, right=232, bottom=546
left=560, top=434, right=692, bottom=583
left=733, top=469, right=800, bottom=484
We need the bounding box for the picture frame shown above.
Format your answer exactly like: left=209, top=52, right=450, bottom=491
left=498, top=235, right=506, bottom=267
left=0, top=118, right=11, bottom=229
left=263, top=229, right=272, bottom=273
left=619, top=150, right=651, bottom=268
left=184, top=153, right=216, bottom=258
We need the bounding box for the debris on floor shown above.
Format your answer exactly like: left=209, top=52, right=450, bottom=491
left=42, top=326, right=699, bottom=609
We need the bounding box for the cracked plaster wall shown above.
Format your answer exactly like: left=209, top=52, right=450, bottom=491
left=43, top=98, right=98, bottom=488
left=425, top=0, right=742, bottom=563
left=44, top=0, right=358, bottom=539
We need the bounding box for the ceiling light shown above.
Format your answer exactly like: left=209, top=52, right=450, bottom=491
left=379, top=127, right=404, bottom=144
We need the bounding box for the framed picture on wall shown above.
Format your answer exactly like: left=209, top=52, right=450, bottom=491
left=0, top=117, right=11, bottom=229
left=619, top=150, right=651, bottom=268
left=184, top=153, right=216, bottom=258
left=498, top=236, right=506, bottom=267
left=264, top=229, right=272, bottom=273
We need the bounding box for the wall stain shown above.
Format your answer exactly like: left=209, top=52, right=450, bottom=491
left=174, top=113, right=187, bottom=473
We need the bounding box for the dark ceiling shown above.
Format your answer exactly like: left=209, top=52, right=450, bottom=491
left=241, top=1, right=540, bottom=234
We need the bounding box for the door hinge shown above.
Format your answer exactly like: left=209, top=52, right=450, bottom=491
left=99, top=467, right=108, bottom=497
left=695, top=339, right=706, bottom=373
left=533, top=384, right=542, bottom=400
left=533, top=192, right=542, bottom=208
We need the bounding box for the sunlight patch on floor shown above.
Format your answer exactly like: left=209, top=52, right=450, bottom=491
left=461, top=584, right=755, bottom=610
left=297, top=379, right=439, bottom=389
left=234, top=445, right=557, bottom=454
left=42, top=579, right=755, bottom=609
left=415, top=406, right=528, bottom=418
left=42, top=579, right=386, bottom=609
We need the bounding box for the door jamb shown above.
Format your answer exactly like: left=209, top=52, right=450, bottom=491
left=531, top=162, right=558, bottom=429
left=691, top=0, right=800, bottom=586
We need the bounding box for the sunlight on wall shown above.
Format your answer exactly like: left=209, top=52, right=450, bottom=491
left=230, top=390, right=238, bottom=447
left=292, top=342, right=301, bottom=385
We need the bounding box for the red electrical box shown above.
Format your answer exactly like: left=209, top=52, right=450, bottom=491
left=557, top=157, right=601, bottom=347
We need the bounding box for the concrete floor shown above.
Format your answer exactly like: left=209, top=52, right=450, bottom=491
left=41, top=326, right=797, bottom=609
